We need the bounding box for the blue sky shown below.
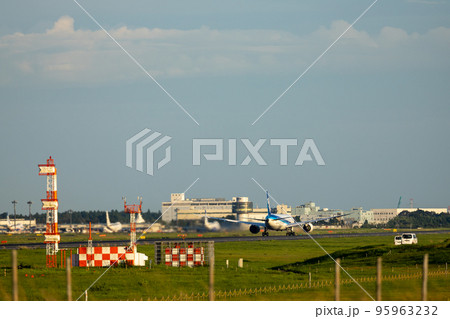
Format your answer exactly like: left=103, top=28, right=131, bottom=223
left=1, top=0, right=449, bottom=214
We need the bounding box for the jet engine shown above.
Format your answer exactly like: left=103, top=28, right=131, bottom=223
left=249, top=225, right=260, bottom=234
left=302, top=223, right=314, bottom=233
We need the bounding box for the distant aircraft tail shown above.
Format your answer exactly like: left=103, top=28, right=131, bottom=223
left=7, top=214, right=10, bottom=226
left=106, top=211, right=111, bottom=226
left=266, top=191, right=272, bottom=216
left=136, top=213, right=145, bottom=223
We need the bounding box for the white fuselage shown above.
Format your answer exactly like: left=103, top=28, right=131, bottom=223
left=265, top=214, right=295, bottom=231
left=103, top=223, right=122, bottom=233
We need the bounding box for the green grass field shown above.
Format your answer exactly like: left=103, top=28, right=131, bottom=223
left=0, top=231, right=449, bottom=301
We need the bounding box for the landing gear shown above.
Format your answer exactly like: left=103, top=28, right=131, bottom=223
left=286, top=232, right=296, bottom=236
left=262, top=228, right=269, bottom=237
left=286, top=228, right=295, bottom=236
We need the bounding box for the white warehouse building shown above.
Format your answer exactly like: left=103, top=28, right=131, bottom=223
left=371, top=208, right=448, bottom=224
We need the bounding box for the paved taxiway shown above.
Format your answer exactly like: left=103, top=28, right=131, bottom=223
left=1, top=230, right=449, bottom=250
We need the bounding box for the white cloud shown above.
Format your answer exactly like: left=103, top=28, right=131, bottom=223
left=0, top=16, right=449, bottom=85
left=47, top=15, right=75, bottom=34
left=406, top=0, right=444, bottom=5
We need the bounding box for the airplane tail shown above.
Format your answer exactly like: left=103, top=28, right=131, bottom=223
left=204, top=210, right=208, bottom=225
left=204, top=209, right=220, bottom=231
left=7, top=214, right=10, bottom=225
left=136, top=213, right=145, bottom=223
left=106, top=211, right=111, bottom=226
left=266, top=191, right=273, bottom=216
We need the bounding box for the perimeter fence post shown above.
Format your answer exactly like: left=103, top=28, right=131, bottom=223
left=334, top=258, right=340, bottom=301
left=422, top=254, right=428, bottom=301
left=208, top=241, right=215, bottom=301
left=66, top=257, right=72, bottom=301
left=376, top=257, right=382, bottom=301
left=12, top=250, right=18, bottom=301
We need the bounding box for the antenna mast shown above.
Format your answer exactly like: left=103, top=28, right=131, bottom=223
left=123, top=197, right=142, bottom=252
left=38, top=156, right=59, bottom=268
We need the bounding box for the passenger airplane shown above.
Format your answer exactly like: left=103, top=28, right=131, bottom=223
left=0, top=215, right=25, bottom=232
left=208, top=191, right=351, bottom=236
left=102, top=211, right=123, bottom=233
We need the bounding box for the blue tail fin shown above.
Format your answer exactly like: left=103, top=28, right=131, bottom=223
left=266, top=191, right=272, bottom=216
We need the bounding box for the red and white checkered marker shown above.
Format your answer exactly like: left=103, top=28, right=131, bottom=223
left=76, top=246, right=147, bottom=267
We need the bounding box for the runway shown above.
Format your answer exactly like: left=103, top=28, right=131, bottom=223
left=1, top=229, right=449, bottom=250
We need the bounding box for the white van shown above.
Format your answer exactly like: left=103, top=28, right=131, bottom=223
left=394, top=235, right=402, bottom=245
left=401, top=233, right=418, bottom=245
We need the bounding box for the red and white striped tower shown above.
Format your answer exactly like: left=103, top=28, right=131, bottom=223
left=123, top=197, right=142, bottom=252
left=38, top=156, right=60, bottom=268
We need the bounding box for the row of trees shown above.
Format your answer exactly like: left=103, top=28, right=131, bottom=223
left=0, top=209, right=162, bottom=225
left=358, top=210, right=450, bottom=229
left=386, top=210, right=450, bottom=228
left=2, top=209, right=448, bottom=228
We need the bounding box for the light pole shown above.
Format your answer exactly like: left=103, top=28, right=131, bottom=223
left=11, top=200, right=17, bottom=230
left=27, top=201, right=32, bottom=229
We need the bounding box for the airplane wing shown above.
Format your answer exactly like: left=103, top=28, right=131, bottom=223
left=245, top=217, right=267, bottom=222
left=285, top=212, right=354, bottom=227
left=204, top=209, right=266, bottom=226
left=200, top=211, right=265, bottom=222
left=208, top=216, right=266, bottom=227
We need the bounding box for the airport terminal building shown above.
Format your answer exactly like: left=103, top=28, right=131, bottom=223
left=161, top=193, right=291, bottom=224
left=291, top=202, right=374, bottom=227
left=291, top=201, right=345, bottom=221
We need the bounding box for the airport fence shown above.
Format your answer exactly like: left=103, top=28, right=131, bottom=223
left=141, top=269, right=448, bottom=301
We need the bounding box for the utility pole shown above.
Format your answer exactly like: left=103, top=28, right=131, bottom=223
left=87, top=222, right=92, bottom=268
left=11, top=200, right=17, bottom=230
left=27, top=201, right=32, bottom=229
